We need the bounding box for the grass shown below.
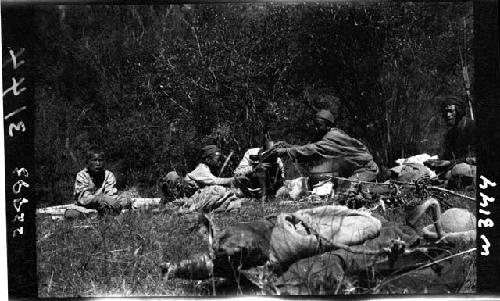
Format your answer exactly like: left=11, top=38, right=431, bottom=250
left=37, top=198, right=312, bottom=297
left=37, top=190, right=476, bottom=297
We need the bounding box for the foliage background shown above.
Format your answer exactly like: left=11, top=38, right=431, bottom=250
left=33, top=2, right=473, bottom=206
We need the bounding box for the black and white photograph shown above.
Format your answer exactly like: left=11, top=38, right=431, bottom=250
left=2, top=0, right=500, bottom=298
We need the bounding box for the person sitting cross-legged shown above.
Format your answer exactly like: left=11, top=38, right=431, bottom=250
left=73, top=149, right=131, bottom=216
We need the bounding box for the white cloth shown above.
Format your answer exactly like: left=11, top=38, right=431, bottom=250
left=395, top=153, right=438, bottom=166
left=184, top=163, right=233, bottom=188
left=73, top=168, right=117, bottom=204
left=392, top=153, right=438, bottom=178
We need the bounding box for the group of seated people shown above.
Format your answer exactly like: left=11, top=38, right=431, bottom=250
left=72, top=95, right=476, bottom=215
left=160, top=108, right=380, bottom=202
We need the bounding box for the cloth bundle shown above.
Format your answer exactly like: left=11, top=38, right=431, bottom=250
left=269, top=205, right=382, bottom=267
left=390, top=153, right=438, bottom=182
left=178, top=185, right=241, bottom=214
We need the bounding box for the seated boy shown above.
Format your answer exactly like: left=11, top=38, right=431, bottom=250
left=74, top=149, right=131, bottom=215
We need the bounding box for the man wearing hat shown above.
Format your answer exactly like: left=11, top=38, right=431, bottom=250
left=425, top=95, right=476, bottom=189
left=266, top=109, right=378, bottom=185
left=184, top=145, right=235, bottom=190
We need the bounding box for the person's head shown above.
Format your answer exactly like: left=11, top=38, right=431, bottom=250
left=442, top=95, right=466, bottom=126
left=160, top=171, right=182, bottom=200
left=262, top=140, right=275, bottom=152
left=314, top=109, right=335, bottom=137
left=201, top=145, right=223, bottom=169
left=87, top=149, right=105, bottom=173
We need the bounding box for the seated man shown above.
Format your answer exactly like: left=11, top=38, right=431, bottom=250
left=74, top=149, right=131, bottom=216
left=425, top=95, right=476, bottom=189
left=159, top=145, right=234, bottom=205
left=233, top=141, right=284, bottom=197
left=265, top=109, right=378, bottom=187
left=184, top=145, right=234, bottom=190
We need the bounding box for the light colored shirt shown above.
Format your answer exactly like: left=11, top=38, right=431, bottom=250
left=74, top=168, right=117, bottom=205
left=184, top=163, right=233, bottom=188
left=234, top=147, right=285, bottom=178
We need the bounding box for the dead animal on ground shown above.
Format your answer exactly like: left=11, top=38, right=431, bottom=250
left=161, top=205, right=381, bottom=282
left=160, top=200, right=475, bottom=295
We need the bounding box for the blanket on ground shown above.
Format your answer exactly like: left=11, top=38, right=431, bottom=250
left=177, top=185, right=242, bottom=214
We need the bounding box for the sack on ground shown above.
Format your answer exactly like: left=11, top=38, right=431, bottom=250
left=269, top=205, right=381, bottom=266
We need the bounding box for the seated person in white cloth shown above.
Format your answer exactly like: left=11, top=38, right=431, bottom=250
left=74, top=149, right=131, bottom=215
left=184, top=145, right=235, bottom=190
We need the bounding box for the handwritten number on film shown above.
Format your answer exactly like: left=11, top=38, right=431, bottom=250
left=478, top=175, right=495, bottom=256
left=13, top=167, right=29, bottom=177
left=12, top=180, right=29, bottom=237
left=4, top=48, right=27, bottom=137
left=4, top=48, right=29, bottom=238
left=8, top=121, right=26, bottom=137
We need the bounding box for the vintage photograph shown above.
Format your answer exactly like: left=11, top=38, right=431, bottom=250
left=31, top=2, right=476, bottom=296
